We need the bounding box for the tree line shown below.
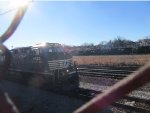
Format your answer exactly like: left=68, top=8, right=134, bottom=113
left=73, top=36, right=150, bottom=55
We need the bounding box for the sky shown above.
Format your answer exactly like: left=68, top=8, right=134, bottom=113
left=0, top=1, right=150, bottom=49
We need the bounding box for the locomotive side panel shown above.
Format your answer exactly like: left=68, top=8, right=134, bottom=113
left=8, top=43, right=79, bottom=91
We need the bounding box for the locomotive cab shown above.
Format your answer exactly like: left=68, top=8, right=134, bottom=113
left=41, top=43, right=79, bottom=91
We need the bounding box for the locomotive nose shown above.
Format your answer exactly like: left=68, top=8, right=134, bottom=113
left=0, top=45, right=10, bottom=70
left=0, top=44, right=11, bottom=78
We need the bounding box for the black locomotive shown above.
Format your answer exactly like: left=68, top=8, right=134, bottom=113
left=8, top=43, right=79, bottom=91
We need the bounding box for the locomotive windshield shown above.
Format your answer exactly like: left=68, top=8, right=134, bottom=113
left=48, top=47, right=64, bottom=53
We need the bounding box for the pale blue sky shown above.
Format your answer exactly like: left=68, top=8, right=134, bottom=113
left=0, top=1, right=150, bottom=48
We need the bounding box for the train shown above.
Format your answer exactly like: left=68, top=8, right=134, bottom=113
left=7, top=43, right=79, bottom=91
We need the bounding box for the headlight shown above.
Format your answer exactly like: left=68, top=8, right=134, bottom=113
left=67, top=69, right=69, bottom=73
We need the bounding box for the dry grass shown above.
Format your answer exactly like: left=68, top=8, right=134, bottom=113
left=73, top=55, right=150, bottom=66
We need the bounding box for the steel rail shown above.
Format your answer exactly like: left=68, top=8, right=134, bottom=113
left=78, top=71, right=127, bottom=79
left=112, top=102, right=150, bottom=113
left=124, top=96, right=150, bottom=104
left=78, top=71, right=128, bottom=76
left=77, top=67, right=136, bottom=73
left=77, top=65, right=141, bottom=70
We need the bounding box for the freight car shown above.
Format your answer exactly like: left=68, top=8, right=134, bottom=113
left=8, top=43, right=79, bottom=91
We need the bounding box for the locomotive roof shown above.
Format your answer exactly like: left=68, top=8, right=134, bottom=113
left=11, top=46, right=31, bottom=50
left=10, top=43, right=62, bottom=50
left=34, top=43, right=61, bottom=47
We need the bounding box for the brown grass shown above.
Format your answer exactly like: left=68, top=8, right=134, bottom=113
left=73, top=55, right=150, bottom=66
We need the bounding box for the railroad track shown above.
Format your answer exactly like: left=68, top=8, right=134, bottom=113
left=76, top=65, right=150, bottom=112
left=78, top=67, right=136, bottom=73
left=77, top=88, right=150, bottom=113
left=77, top=65, right=142, bottom=71
left=78, top=70, right=129, bottom=79
left=77, top=65, right=139, bottom=79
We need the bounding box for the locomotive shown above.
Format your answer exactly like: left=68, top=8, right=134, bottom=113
left=7, top=43, right=79, bottom=91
